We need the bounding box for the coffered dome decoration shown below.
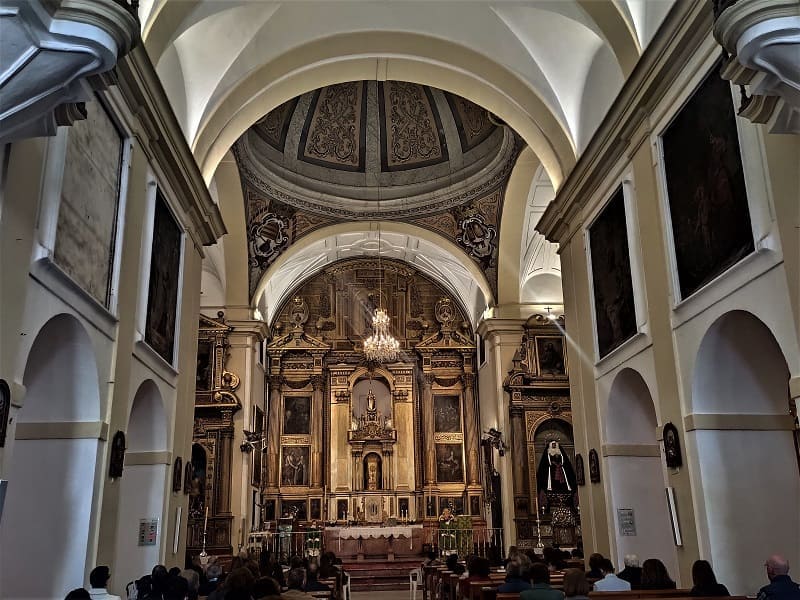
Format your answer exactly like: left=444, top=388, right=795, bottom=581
left=234, top=80, right=516, bottom=219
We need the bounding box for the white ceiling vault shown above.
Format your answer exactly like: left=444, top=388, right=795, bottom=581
left=146, top=1, right=675, bottom=321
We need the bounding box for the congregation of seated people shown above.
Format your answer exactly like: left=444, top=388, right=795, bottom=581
left=421, top=548, right=798, bottom=600
left=64, top=549, right=347, bottom=600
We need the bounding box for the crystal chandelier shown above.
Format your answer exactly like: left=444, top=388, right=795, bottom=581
left=364, top=307, right=400, bottom=363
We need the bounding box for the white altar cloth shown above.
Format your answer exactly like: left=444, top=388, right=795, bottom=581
left=332, top=525, right=421, bottom=550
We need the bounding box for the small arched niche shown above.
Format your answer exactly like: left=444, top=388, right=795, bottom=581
left=604, top=368, right=676, bottom=575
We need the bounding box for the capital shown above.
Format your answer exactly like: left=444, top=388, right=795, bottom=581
left=310, top=375, right=326, bottom=391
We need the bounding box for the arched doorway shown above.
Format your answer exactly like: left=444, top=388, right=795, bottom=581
left=690, top=311, right=799, bottom=595
left=112, top=380, right=168, bottom=594
left=604, top=368, right=676, bottom=575
left=0, top=314, right=101, bottom=597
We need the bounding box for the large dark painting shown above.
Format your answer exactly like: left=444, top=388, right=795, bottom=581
left=196, top=341, right=212, bottom=391
left=281, top=498, right=308, bottom=521
left=535, top=336, right=567, bottom=376
left=589, top=187, right=637, bottom=358
left=145, top=192, right=182, bottom=363
left=662, top=62, right=753, bottom=299
left=436, top=443, right=464, bottom=483
left=281, top=446, right=309, bottom=486
left=283, top=396, right=311, bottom=435
left=434, top=395, right=461, bottom=432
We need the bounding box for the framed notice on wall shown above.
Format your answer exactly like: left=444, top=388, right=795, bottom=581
left=617, top=508, right=636, bottom=536
left=139, top=518, right=159, bottom=546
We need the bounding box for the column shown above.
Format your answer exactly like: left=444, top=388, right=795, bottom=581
left=422, top=372, right=436, bottom=485
left=311, top=374, right=325, bottom=488
left=462, top=372, right=481, bottom=486
left=266, top=374, right=282, bottom=488
left=509, top=406, right=529, bottom=512
left=217, top=410, right=234, bottom=515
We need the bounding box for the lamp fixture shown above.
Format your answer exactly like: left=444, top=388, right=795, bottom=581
left=363, top=94, right=399, bottom=364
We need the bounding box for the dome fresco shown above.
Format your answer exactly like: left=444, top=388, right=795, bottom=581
left=234, top=81, right=517, bottom=219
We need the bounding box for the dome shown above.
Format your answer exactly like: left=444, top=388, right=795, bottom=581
left=233, top=80, right=516, bottom=219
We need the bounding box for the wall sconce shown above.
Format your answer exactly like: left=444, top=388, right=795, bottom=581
left=483, top=428, right=507, bottom=457
left=240, top=430, right=266, bottom=454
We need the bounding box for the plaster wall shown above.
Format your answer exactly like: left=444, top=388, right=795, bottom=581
left=544, top=23, right=800, bottom=592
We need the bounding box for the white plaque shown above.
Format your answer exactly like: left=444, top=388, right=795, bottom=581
left=617, top=508, right=636, bottom=536
left=138, top=518, right=159, bottom=546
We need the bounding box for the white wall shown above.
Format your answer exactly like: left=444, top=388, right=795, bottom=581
left=606, top=456, right=677, bottom=572
left=0, top=438, right=99, bottom=598
left=113, top=464, right=169, bottom=592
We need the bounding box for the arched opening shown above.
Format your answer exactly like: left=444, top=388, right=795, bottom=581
left=0, top=314, right=101, bottom=597
left=363, top=453, right=383, bottom=491
left=605, top=368, right=677, bottom=575
left=112, top=380, right=168, bottom=595
left=690, top=311, right=799, bottom=595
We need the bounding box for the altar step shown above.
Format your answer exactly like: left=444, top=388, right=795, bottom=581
left=343, top=557, right=421, bottom=592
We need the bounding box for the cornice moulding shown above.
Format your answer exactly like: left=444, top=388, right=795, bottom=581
left=115, top=46, right=226, bottom=247
left=714, top=0, right=800, bottom=52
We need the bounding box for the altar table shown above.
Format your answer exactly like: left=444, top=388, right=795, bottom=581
left=330, top=524, right=422, bottom=552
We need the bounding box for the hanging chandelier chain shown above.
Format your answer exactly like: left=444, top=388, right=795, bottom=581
left=364, top=77, right=398, bottom=365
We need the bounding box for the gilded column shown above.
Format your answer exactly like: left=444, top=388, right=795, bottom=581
left=218, top=410, right=234, bottom=515
left=462, top=372, right=481, bottom=486
left=422, top=372, right=436, bottom=485
left=310, top=375, right=325, bottom=488
left=266, top=375, right=282, bottom=488
left=509, top=406, right=529, bottom=511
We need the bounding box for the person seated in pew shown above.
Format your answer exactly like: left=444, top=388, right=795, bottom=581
left=254, top=576, right=284, bottom=600
left=543, top=548, right=567, bottom=572
left=305, top=561, right=332, bottom=593
left=586, top=554, right=605, bottom=581
left=640, top=559, right=676, bottom=591
left=757, top=554, right=799, bottom=600
left=521, top=563, right=565, bottom=600
left=463, top=557, right=493, bottom=584
left=447, top=554, right=466, bottom=576
left=690, top=560, right=729, bottom=597
left=282, top=568, right=318, bottom=600
left=498, top=556, right=533, bottom=593
left=592, top=559, right=631, bottom=592
left=618, top=555, right=642, bottom=590
left=562, top=569, right=591, bottom=600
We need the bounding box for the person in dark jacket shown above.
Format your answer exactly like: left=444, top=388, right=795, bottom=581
left=690, top=560, right=729, bottom=597
left=586, top=554, right=604, bottom=580
left=498, top=557, right=532, bottom=593
left=757, top=555, right=800, bottom=600
left=618, top=555, right=642, bottom=589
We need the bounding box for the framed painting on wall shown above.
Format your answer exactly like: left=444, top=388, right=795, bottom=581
left=144, top=191, right=182, bottom=363
left=535, top=335, right=567, bottom=377
left=435, top=443, right=464, bottom=483
left=283, top=396, right=311, bottom=435
left=589, top=187, right=638, bottom=358
left=281, top=446, right=310, bottom=486
left=434, top=395, right=462, bottom=432
left=661, top=60, right=753, bottom=299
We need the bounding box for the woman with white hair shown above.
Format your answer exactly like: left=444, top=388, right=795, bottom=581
left=618, top=555, right=642, bottom=589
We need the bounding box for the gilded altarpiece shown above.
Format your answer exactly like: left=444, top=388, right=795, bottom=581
left=504, top=315, right=578, bottom=548
left=188, top=313, right=242, bottom=557
left=263, top=258, right=483, bottom=535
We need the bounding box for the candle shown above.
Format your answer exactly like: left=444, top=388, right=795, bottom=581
left=204, top=505, right=209, bottom=531
left=534, top=495, right=539, bottom=518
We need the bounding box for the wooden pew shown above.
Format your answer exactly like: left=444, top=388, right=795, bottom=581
left=590, top=591, right=690, bottom=599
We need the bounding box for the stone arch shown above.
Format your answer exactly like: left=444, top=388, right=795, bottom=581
left=191, top=33, right=576, bottom=188
left=0, top=314, right=102, bottom=597
left=112, top=380, right=169, bottom=593
left=689, top=310, right=798, bottom=595
left=604, top=368, right=676, bottom=574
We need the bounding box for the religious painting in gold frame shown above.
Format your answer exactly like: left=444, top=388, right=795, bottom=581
left=534, top=335, right=567, bottom=377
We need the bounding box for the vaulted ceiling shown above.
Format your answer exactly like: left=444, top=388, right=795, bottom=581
left=142, top=1, right=676, bottom=320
